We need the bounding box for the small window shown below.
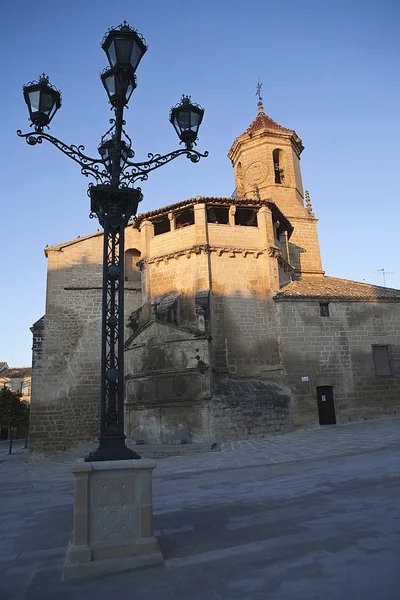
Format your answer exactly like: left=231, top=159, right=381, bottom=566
left=21, top=381, right=31, bottom=396
left=175, top=207, right=194, bottom=229
left=372, top=344, right=394, bottom=377
left=234, top=208, right=258, bottom=227
left=319, top=303, right=330, bottom=317
left=153, top=215, right=171, bottom=236
left=207, top=206, right=229, bottom=224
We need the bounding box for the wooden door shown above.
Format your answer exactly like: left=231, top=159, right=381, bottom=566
left=316, top=386, right=336, bottom=425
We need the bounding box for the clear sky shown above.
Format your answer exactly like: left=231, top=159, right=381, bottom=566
left=1, top=0, right=399, bottom=366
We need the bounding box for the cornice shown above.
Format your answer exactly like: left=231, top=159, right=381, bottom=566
left=137, top=244, right=282, bottom=269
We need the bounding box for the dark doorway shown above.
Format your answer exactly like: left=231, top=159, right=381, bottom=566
left=316, top=386, right=336, bottom=425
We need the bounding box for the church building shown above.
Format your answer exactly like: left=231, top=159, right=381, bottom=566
left=30, top=100, right=400, bottom=454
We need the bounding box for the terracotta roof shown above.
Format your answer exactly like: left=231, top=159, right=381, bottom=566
left=45, top=231, right=103, bottom=255
left=0, top=367, right=32, bottom=379
left=275, top=276, right=400, bottom=302
left=247, top=104, right=291, bottom=134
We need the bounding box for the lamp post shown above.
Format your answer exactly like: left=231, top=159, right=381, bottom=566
left=18, top=21, right=208, bottom=462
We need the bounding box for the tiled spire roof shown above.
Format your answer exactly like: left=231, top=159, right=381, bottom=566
left=247, top=102, right=290, bottom=133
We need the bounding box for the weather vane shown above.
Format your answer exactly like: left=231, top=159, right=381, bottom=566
left=256, top=79, right=263, bottom=105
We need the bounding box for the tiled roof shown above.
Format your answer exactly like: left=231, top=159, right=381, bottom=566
left=275, top=276, right=400, bottom=301
left=134, top=196, right=293, bottom=236
left=0, top=367, right=32, bottom=379
left=247, top=105, right=290, bottom=133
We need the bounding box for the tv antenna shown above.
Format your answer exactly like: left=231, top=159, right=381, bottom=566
left=376, top=268, right=395, bottom=287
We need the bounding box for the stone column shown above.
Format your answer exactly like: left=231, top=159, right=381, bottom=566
left=257, top=206, right=275, bottom=247
left=139, top=220, right=154, bottom=304
left=229, top=205, right=236, bottom=226
left=194, top=202, right=207, bottom=245
left=63, top=458, right=163, bottom=580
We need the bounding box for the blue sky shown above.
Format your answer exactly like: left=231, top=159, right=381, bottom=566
left=1, top=0, right=399, bottom=366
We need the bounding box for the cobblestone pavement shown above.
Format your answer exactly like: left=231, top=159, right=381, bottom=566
left=0, top=417, right=399, bottom=599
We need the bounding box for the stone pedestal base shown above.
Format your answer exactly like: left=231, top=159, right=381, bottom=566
left=63, top=458, right=163, bottom=581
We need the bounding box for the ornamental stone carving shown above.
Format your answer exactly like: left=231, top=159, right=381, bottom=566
left=267, top=247, right=282, bottom=258
left=245, top=161, right=268, bottom=185
left=172, top=376, right=186, bottom=396
left=91, top=476, right=136, bottom=542
left=146, top=245, right=278, bottom=264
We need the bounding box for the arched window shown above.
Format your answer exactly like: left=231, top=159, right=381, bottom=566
left=125, top=249, right=141, bottom=283
left=273, top=149, right=284, bottom=184
left=236, top=162, right=244, bottom=196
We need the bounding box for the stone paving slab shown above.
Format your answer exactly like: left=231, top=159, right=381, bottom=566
left=0, top=416, right=399, bottom=599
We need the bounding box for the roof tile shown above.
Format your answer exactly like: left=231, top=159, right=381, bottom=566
left=247, top=105, right=290, bottom=134
left=0, top=367, right=32, bottom=379
left=275, top=276, right=400, bottom=301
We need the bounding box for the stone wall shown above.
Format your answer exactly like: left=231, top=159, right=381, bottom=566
left=288, top=216, right=324, bottom=275
left=211, top=379, right=292, bottom=441
left=275, top=299, right=400, bottom=427
left=29, top=232, right=142, bottom=454
left=125, top=320, right=211, bottom=444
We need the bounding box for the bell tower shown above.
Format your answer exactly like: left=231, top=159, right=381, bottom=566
left=228, top=94, right=324, bottom=277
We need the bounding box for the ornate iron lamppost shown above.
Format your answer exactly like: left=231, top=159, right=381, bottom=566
left=18, top=22, right=208, bottom=462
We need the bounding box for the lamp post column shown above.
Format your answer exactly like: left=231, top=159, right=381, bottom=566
left=86, top=88, right=141, bottom=462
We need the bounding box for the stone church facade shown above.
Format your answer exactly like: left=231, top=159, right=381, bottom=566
left=30, top=102, right=400, bottom=453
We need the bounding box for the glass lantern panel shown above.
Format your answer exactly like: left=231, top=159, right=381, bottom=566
left=41, top=92, right=55, bottom=115
left=126, top=81, right=133, bottom=102
left=130, top=42, right=142, bottom=70
left=105, top=74, right=116, bottom=96
left=49, top=101, right=58, bottom=120
left=107, top=40, right=117, bottom=66
left=190, top=111, right=201, bottom=128
left=28, top=90, right=40, bottom=113
left=177, top=111, right=191, bottom=131
left=99, top=145, right=109, bottom=161
left=115, top=37, right=133, bottom=64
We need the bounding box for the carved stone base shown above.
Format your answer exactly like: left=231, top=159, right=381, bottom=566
left=63, top=459, right=163, bottom=581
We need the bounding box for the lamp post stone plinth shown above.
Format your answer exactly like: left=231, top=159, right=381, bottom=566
left=18, top=20, right=207, bottom=579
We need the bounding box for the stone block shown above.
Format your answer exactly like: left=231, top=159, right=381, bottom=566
left=63, top=458, right=163, bottom=580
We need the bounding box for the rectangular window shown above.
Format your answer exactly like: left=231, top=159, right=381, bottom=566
left=207, top=206, right=229, bottom=224
left=234, top=208, right=258, bottom=227
left=319, top=302, right=330, bottom=317
left=175, top=207, right=195, bottom=229
left=153, top=215, right=171, bottom=236
left=372, top=344, right=394, bottom=377
left=21, top=381, right=30, bottom=396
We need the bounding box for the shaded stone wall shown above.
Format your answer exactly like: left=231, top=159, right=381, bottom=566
left=125, top=320, right=211, bottom=444
left=211, top=379, right=291, bottom=441
left=29, top=232, right=142, bottom=454
left=276, top=299, right=400, bottom=427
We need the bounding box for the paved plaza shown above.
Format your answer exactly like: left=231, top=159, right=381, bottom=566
left=0, top=417, right=399, bottom=599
